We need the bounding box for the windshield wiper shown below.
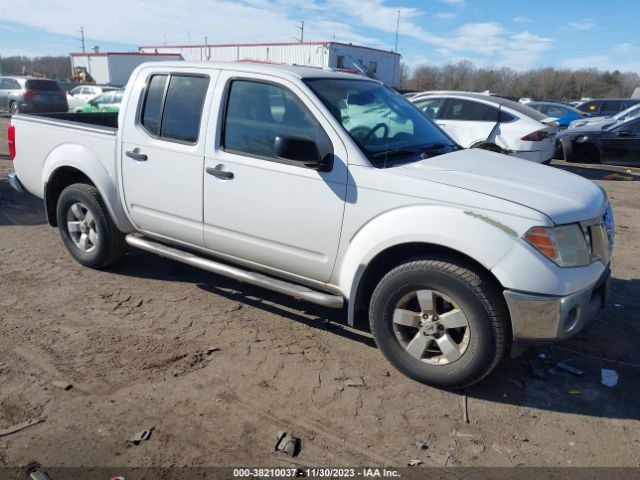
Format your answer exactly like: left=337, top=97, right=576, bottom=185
left=372, top=143, right=450, bottom=159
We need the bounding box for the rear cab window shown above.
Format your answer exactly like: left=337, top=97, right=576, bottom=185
left=140, top=73, right=210, bottom=144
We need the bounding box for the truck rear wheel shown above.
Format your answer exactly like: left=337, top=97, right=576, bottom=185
left=56, top=183, right=127, bottom=269
left=369, top=257, right=508, bottom=389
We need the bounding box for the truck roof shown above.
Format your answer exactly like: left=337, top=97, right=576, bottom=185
left=137, top=61, right=379, bottom=83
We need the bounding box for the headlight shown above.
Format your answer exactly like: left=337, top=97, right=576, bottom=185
left=524, top=224, right=592, bottom=267
left=575, top=135, right=588, bottom=143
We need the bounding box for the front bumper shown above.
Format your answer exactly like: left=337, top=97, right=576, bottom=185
left=7, top=172, right=25, bottom=193
left=504, top=266, right=611, bottom=343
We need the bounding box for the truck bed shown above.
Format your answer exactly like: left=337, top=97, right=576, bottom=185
left=31, top=112, right=119, bottom=130
left=11, top=112, right=119, bottom=199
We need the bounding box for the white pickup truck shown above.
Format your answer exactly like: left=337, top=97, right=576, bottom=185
left=7, top=62, right=614, bottom=388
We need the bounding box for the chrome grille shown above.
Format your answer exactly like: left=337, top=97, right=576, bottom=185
left=585, top=204, right=614, bottom=265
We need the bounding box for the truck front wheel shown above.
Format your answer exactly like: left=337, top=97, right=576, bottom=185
left=56, top=183, right=127, bottom=269
left=369, top=257, right=508, bottom=389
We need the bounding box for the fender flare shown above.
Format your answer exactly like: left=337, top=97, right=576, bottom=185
left=42, top=143, right=134, bottom=232
left=334, top=205, right=521, bottom=327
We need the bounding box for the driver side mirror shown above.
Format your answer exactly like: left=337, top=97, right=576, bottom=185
left=273, top=136, right=331, bottom=171
left=616, top=128, right=633, bottom=136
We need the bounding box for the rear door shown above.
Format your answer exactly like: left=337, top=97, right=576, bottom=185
left=121, top=70, right=215, bottom=246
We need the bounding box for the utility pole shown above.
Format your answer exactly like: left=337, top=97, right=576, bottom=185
left=75, top=26, right=85, bottom=53
left=295, top=20, right=304, bottom=43
left=394, top=10, right=400, bottom=53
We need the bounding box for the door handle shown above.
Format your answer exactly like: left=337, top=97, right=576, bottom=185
left=206, top=165, right=234, bottom=180
left=126, top=149, right=148, bottom=161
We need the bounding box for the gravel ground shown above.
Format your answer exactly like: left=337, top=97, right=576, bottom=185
left=0, top=116, right=639, bottom=469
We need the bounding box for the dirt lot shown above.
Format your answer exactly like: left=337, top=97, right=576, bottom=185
left=0, top=115, right=639, bottom=469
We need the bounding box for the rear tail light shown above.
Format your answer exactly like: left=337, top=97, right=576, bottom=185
left=23, top=89, right=36, bottom=97
left=8, top=124, right=16, bottom=160
left=521, top=129, right=551, bottom=141
left=58, top=91, right=66, bottom=100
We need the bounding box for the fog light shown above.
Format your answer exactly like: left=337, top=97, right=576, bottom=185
left=563, top=307, right=580, bottom=332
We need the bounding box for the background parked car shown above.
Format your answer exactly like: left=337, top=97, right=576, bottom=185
left=74, top=89, right=124, bottom=113
left=66, top=85, right=118, bottom=110
left=526, top=101, right=585, bottom=129
left=569, top=102, right=640, bottom=130
left=557, top=116, right=640, bottom=165
left=576, top=98, right=640, bottom=117
left=0, top=76, right=68, bottom=114
left=411, top=92, right=558, bottom=163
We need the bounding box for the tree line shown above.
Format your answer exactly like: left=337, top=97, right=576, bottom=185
left=2, top=54, right=639, bottom=101
left=399, top=59, right=640, bottom=101
left=0, top=56, right=72, bottom=80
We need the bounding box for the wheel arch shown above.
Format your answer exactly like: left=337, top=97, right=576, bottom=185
left=347, top=241, right=508, bottom=330
left=42, top=148, right=133, bottom=232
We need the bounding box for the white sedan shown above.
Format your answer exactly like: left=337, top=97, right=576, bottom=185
left=411, top=91, right=558, bottom=163
left=66, top=85, right=117, bottom=111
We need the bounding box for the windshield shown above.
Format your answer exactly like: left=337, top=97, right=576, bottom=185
left=304, top=78, right=457, bottom=164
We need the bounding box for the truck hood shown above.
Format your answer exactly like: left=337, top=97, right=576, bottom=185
left=389, top=149, right=605, bottom=225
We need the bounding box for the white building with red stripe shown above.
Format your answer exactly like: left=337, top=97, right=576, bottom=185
left=138, top=41, right=402, bottom=87
left=70, top=52, right=183, bottom=86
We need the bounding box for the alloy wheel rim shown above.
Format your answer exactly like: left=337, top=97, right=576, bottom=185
left=66, top=202, right=98, bottom=252
left=392, top=289, right=471, bottom=365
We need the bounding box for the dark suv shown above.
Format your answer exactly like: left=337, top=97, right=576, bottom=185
left=0, top=76, right=68, bottom=114
left=577, top=98, right=640, bottom=117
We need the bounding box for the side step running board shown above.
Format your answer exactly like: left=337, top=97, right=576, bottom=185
left=125, top=235, right=344, bottom=309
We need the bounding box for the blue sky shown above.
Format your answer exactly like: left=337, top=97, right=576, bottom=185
left=0, top=0, right=638, bottom=72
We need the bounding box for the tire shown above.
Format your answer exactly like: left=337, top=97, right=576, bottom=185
left=9, top=101, right=19, bottom=115
left=581, top=143, right=600, bottom=163
left=369, top=257, right=508, bottom=389
left=554, top=140, right=564, bottom=160
left=56, top=183, right=127, bottom=269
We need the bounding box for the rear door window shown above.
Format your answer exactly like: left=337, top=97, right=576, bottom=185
left=442, top=98, right=499, bottom=121
left=546, top=105, right=566, bottom=117
left=8, top=79, right=21, bottom=90
left=141, top=75, right=168, bottom=136
left=160, top=75, right=209, bottom=143
left=140, top=74, right=209, bottom=143
left=602, top=101, right=624, bottom=115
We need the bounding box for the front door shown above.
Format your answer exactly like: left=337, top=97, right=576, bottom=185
left=600, top=119, right=640, bottom=164
left=121, top=71, right=214, bottom=246
left=202, top=73, right=348, bottom=281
